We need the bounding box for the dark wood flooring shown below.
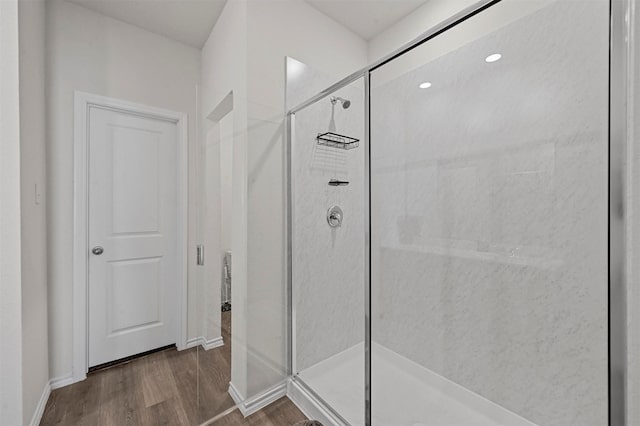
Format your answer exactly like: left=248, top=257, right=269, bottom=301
left=40, top=312, right=307, bottom=425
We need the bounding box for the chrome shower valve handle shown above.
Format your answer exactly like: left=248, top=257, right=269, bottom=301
left=327, top=205, right=343, bottom=228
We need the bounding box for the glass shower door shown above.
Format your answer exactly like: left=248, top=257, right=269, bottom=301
left=289, top=74, right=366, bottom=425
left=369, top=0, right=610, bottom=425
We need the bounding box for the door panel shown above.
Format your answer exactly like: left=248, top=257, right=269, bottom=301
left=89, top=106, right=178, bottom=367
left=108, top=257, right=162, bottom=334
left=110, top=126, right=160, bottom=234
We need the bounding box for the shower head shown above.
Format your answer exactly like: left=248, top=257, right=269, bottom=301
left=330, top=96, right=351, bottom=109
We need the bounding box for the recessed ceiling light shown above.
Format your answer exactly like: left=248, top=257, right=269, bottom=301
left=485, top=53, right=502, bottom=63
left=419, top=81, right=432, bottom=89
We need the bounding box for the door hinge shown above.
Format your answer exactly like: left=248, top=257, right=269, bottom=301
left=197, top=244, right=205, bottom=266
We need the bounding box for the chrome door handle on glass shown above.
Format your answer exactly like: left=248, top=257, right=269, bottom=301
left=327, top=205, right=343, bottom=228
left=92, top=246, right=104, bottom=255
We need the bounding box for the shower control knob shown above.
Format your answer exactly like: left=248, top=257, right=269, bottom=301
left=327, top=205, right=343, bottom=228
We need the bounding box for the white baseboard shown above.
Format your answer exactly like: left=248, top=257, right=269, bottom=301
left=32, top=373, right=85, bottom=425
left=228, top=381, right=244, bottom=406
left=202, top=336, right=224, bottom=350
left=287, top=377, right=347, bottom=426
left=49, top=374, right=77, bottom=390
left=186, top=336, right=224, bottom=351
left=29, top=381, right=51, bottom=426
left=228, top=381, right=288, bottom=418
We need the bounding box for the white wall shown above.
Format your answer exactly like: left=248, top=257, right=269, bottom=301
left=244, top=0, right=367, bottom=397
left=199, top=0, right=367, bottom=400
left=199, top=0, right=249, bottom=397
left=45, top=0, right=201, bottom=380
left=0, top=1, right=24, bottom=424
left=18, top=0, right=49, bottom=423
left=368, top=0, right=476, bottom=63
left=219, top=114, right=233, bottom=253
left=1, top=2, right=49, bottom=423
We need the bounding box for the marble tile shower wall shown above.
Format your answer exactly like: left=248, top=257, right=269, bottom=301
left=291, top=75, right=365, bottom=372
left=370, top=2, right=609, bottom=426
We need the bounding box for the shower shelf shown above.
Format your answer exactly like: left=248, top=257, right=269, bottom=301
left=316, top=132, right=359, bottom=150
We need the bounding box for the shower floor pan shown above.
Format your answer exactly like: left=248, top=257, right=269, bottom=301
left=297, top=342, right=536, bottom=426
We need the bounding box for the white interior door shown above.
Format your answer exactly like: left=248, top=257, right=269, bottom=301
left=88, top=106, right=178, bottom=367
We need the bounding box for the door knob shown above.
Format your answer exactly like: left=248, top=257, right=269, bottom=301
left=92, top=246, right=104, bottom=255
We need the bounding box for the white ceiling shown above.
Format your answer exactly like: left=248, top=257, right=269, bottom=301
left=304, top=0, right=429, bottom=40
left=67, top=0, right=228, bottom=48
left=67, top=0, right=428, bottom=49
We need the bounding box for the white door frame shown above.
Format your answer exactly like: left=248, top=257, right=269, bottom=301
left=72, top=91, right=188, bottom=382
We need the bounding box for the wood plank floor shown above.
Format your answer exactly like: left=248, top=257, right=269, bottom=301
left=41, top=312, right=307, bottom=425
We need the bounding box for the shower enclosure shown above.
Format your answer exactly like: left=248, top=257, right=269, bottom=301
left=287, top=0, right=628, bottom=425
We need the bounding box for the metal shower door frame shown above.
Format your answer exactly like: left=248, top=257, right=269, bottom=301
left=286, top=0, right=630, bottom=424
